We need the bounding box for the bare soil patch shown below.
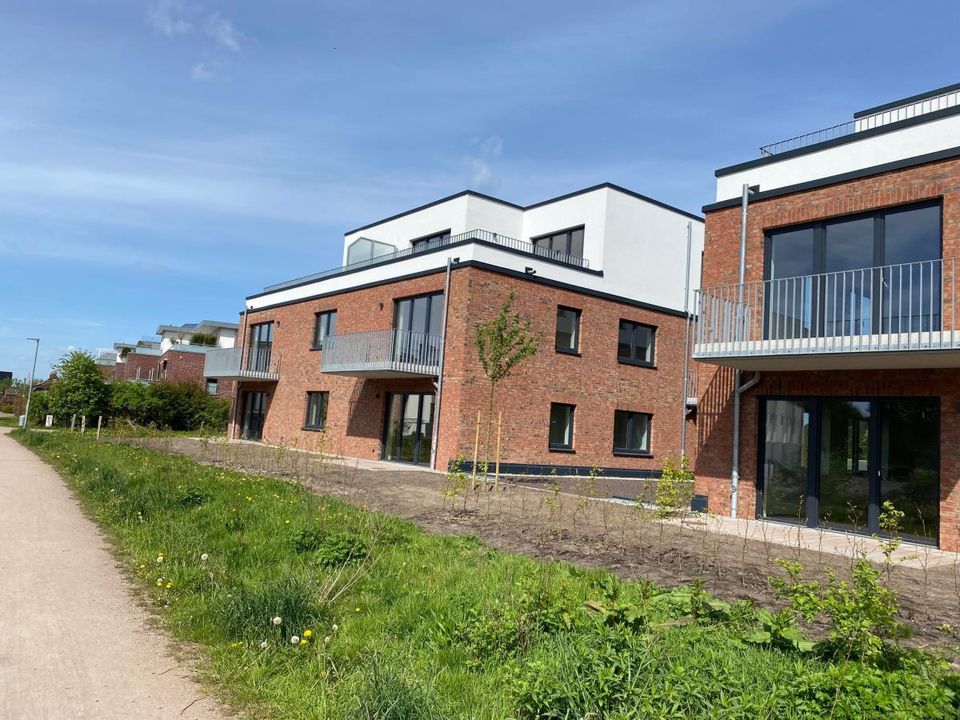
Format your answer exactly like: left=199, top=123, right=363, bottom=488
left=116, top=435, right=960, bottom=650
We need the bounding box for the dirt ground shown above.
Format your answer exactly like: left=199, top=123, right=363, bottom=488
left=119, top=435, right=960, bottom=650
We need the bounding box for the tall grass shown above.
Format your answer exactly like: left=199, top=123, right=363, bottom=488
left=15, top=429, right=958, bottom=720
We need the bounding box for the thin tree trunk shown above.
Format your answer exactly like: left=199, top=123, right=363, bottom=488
left=483, top=380, right=496, bottom=482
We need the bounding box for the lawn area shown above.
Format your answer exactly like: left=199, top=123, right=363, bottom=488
left=15, top=429, right=960, bottom=720
left=0, top=415, right=21, bottom=427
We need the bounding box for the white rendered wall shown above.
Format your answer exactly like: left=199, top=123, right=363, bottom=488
left=520, top=188, right=608, bottom=270
left=602, top=188, right=704, bottom=311
left=716, top=113, right=960, bottom=202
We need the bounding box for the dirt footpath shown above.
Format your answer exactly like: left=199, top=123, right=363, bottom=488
left=116, top=435, right=960, bottom=651
left=0, top=429, right=227, bottom=720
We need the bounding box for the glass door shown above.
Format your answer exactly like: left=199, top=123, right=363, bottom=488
left=760, top=399, right=811, bottom=524
left=759, top=397, right=939, bottom=543
left=241, top=391, right=268, bottom=441
left=383, top=392, right=434, bottom=465
left=818, top=400, right=872, bottom=533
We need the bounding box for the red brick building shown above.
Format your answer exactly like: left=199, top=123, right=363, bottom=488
left=208, top=184, right=703, bottom=479
left=694, top=83, right=960, bottom=548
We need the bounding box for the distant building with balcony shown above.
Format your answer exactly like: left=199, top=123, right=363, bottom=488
left=211, top=183, right=703, bottom=477
left=107, top=322, right=238, bottom=397
left=694, top=82, right=960, bottom=549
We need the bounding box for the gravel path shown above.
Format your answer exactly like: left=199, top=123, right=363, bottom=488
left=0, top=428, right=227, bottom=720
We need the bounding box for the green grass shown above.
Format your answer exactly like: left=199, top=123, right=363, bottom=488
left=0, top=415, right=21, bottom=427
left=15, top=429, right=959, bottom=720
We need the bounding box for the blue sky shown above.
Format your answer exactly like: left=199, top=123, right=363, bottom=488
left=4, top=0, right=960, bottom=378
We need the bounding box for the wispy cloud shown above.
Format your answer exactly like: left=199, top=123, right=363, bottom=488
left=190, top=61, right=214, bottom=81
left=205, top=12, right=242, bottom=51
left=467, top=135, right=504, bottom=189
left=146, top=0, right=194, bottom=38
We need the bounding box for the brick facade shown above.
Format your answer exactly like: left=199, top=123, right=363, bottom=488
left=696, top=154, right=960, bottom=549
left=230, top=265, right=696, bottom=475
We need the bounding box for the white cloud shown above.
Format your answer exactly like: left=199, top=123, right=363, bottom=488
left=470, top=158, right=492, bottom=188
left=478, top=135, right=503, bottom=157
left=146, top=0, right=194, bottom=37
left=204, top=12, right=242, bottom=51
left=190, top=62, right=214, bottom=81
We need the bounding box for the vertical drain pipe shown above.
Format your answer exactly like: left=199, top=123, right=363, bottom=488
left=430, top=257, right=454, bottom=470
left=731, top=184, right=752, bottom=518
left=680, top=221, right=693, bottom=457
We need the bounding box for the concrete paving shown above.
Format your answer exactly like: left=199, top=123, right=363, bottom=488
left=0, top=428, right=226, bottom=719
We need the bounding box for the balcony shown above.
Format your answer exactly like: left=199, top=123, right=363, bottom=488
left=203, top=346, right=280, bottom=381
left=694, top=258, right=960, bottom=370
left=262, top=228, right=590, bottom=293
left=320, top=328, right=442, bottom=378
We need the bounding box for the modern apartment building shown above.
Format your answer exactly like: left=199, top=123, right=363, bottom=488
left=694, top=83, right=960, bottom=548
left=208, top=183, right=703, bottom=477
left=102, top=321, right=238, bottom=397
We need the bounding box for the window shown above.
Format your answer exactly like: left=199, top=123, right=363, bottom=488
left=555, top=306, right=581, bottom=353
left=618, top=320, right=655, bottom=366
left=346, top=237, right=396, bottom=265
left=313, top=310, right=337, bottom=349
left=394, top=292, right=444, bottom=336
left=248, top=321, right=275, bottom=372
left=532, top=226, right=585, bottom=258
left=613, top=410, right=651, bottom=455
left=549, top=403, right=575, bottom=451
left=304, top=391, right=329, bottom=430
left=205, top=379, right=219, bottom=396
left=411, top=229, right=451, bottom=250
left=765, top=201, right=942, bottom=338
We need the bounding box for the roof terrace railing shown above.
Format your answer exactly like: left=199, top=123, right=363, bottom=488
left=262, top=228, right=590, bottom=293
left=758, top=86, right=960, bottom=157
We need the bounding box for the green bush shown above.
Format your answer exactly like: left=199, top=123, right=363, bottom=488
left=654, top=454, right=695, bottom=517
left=109, top=381, right=229, bottom=431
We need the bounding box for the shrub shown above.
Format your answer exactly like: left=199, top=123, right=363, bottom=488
left=47, top=351, right=110, bottom=419
left=654, top=454, right=695, bottom=517
left=109, top=381, right=229, bottom=431
left=315, top=532, right=369, bottom=567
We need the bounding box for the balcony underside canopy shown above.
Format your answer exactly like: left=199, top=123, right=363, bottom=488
left=696, top=342, right=960, bottom=371
left=321, top=366, right=438, bottom=379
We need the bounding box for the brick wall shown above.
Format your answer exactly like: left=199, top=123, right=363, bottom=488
left=231, top=264, right=696, bottom=474
left=696, top=154, right=960, bottom=548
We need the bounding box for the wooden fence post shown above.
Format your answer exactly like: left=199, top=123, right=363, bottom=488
left=494, top=411, right=503, bottom=491
left=471, top=410, right=481, bottom=491
left=70, top=414, right=76, bottom=431
left=96, top=416, right=102, bottom=440
left=80, top=416, right=87, bottom=434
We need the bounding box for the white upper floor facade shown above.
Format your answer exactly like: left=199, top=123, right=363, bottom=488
left=248, top=183, right=704, bottom=314
left=155, top=321, right=238, bottom=353
left=710, top=82, right=960, bottom=208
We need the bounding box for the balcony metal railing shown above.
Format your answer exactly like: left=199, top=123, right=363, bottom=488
left=320, top=328, right=442, bottom=376
left=759, top=86, right=960, bottom=157
left=263, top=228, right=590, bottom=293
left=694, top=258, right=959, bottom=359
left=203, top=346, right=281, bottom=380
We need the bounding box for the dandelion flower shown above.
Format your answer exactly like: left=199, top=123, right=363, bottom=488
left=272, top=616, right=282, bottom=626
left=303, top=629, right=312, bottom=638
left=156, top=555, right=164, bottom=563
left=355, top=607, right=361, bottom=613
left=324, top=636, right=331, bottom=644
left=259, top=640, right=268, bottom=649
left=200, top=553, right=209, bottom=562
left=165, top=582, right=172, bottom=589
left=290, top=635, right=300, bottom=644
left=299, top=638, right=307, bottom=646
left=331, top=623, right=339, bottom=633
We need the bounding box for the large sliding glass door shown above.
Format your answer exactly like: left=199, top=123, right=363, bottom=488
left=383, top=392, right=434, bottom=465
left=241, top=391, right=268, bottom=441
left=759, top=397, right=939, bottom=543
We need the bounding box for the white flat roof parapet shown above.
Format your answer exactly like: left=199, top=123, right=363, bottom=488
left=715, top=111, right=960, bottom=203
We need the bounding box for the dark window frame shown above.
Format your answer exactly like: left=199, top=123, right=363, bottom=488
left=531, top=225, right=585, bottom=258
left=411, top=228, right=451, bottom=250
left=617, top=320, right=656, bottom=367
left=548, top=402, right=576, bottom=452
left=303, top=391, right=329, bottom=431
left=205, top=378, right=219, bottom=396
left=392, top=290, right=445, bottom=335
left=312, top=310, right=337, bottom=350
left=613, top=409, right=653, bottom=456
left=555, top=305, right=582, bottom=355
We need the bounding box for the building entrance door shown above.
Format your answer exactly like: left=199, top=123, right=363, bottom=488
left=383, top=392, right=435, bottom=465
left=241, top=391, right=268, bottom=441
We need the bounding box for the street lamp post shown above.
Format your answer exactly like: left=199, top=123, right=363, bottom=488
left=23, top=338, right=39, bottom=430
